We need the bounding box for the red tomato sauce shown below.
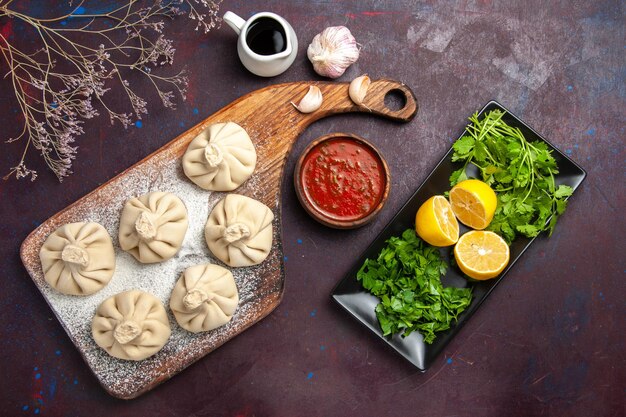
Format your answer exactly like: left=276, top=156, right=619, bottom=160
left=300, top=138, right=386, bottom=221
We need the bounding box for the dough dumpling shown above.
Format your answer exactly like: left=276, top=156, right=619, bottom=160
left=170, top=263, right=239, bottom=333
left=204, top=194, right=274, bottom=267
left=39, top=222, right=115, bottom=296
left=119, top=191, right=188, bottom=263
left=92, top=290, right=171, bottom=361
left=182, top=122, right=257, bottom=191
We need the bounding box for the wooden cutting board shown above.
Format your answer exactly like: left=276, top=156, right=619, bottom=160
left=20, top=79, right=418, bottom=399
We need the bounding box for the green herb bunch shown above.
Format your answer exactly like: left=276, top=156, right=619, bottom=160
left=450, top=110, right=573, bottom=243
left=357, top=230, right=472, bottom=344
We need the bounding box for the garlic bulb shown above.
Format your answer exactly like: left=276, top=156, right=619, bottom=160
left=291, top=86, right=323, bottom=113
left=349, top=75, right=371, bottom=106
left=307, top=26, right=360, bottom=79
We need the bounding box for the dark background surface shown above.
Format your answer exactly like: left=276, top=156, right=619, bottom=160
left=1, top=1, right=624, bottom=416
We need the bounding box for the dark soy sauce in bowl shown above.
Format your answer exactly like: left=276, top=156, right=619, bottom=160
left=245, top=17, right=287, bottom=55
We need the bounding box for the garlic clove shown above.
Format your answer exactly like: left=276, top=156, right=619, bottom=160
left=307, top=26, right=360, bottom=79
left=349, top=75, right=371, bottom=106
left=291, top=86, right=323, bottom=113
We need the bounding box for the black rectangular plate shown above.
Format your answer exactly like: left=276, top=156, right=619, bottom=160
left=331, top=100, right=587, bottom=371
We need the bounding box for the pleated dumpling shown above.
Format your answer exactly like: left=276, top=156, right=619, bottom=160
left=182, top=122, right=257, bottom=191
left=118, top=191, right=188, bottom=263
left=92, top=290, right=171, bottom=361
left=39, top=222, right=115, bottom=296
left=170, top=263, right=239, bottom=333
left=204, top=194, right=274, bottom=267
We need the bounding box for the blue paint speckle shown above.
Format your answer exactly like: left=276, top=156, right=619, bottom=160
left=587, top=128, right=596, bottom=135
left=22, top=405, right=28, bottom=411
left=34, top=409, right=39, bottom=415
left=74, top=6, right=86, bottom=14
left=37, top=397, right=43, bottom=404
left=297, top=239, right=303, bottom=244
left=566, top=85, right=573, bottom=91
left=574, top=144, right=579, bottom=149
left=306, top=372, right=314, bottom=379
left=565, top=149, right=572, bottom=155
left=73, top=379, right=78, bottom=385
left=35, top=373, right=41, bottom=380
left=34, top=367, right=38, bottom=371
left=49, top=378, right=57, bottom=397
left=179, top=121, right=185, bottom=127
left=283, top=256, right=288, bottom=261
left=320, top=345, right=326, bottom=351
left=55, top=350, right=61, bottom=356
left=60, top=20, right=67, bottom=26
left=135, top=120, right=143, bottom=128
left=310, top=309, right=317, bottom=317
left=447, top=358, right=453, bottom=364
left=193, top=108, right=199, bottom=115
left=599, top=292, right=605, bottom=300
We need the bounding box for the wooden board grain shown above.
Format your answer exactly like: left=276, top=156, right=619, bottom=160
left=20, top=79, right=417, bottom=399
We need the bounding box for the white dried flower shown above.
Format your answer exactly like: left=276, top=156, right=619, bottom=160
left=1, top=0, right=223, bottom=182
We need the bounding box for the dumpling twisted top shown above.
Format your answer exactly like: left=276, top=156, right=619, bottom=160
left=39, top=222, right=115, bottom=295
left=170, top=263, right=239, bottom=333
left=92, top=290, right=171, bottom=361
left=204, top=194, right=274, bottom=267
left=118, top=191, right=188, bottom=263
left=182, top=122, right=257, bottom=191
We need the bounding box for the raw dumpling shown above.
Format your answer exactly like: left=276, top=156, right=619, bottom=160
left=204, top=194, right=274, bottom=267
left=182, top=121, right=257, bottom=191
left=92, top=290, right=171, bottom=361
left=39, top=222, right=115, bottom=296
left=170, top=263, right=239, bottom=333
left=118, top=191, right=188, bottom=263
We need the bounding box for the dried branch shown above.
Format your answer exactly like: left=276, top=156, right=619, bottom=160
left=0, top=0, right=221, bottom=181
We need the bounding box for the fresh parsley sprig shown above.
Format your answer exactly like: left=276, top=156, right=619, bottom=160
left=357, top=229, right=472, bottom=344
left=450, top=110, right=573, bottom=243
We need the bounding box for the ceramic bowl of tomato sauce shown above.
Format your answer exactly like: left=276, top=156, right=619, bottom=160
left=294, top=133, right=391, bottom=229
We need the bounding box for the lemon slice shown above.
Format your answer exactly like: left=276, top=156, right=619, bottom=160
left=415, top=196, right=459, bottom=247
left=449, top=179, right=497, bottom=230
left=454, top=230, right=510, bottom=280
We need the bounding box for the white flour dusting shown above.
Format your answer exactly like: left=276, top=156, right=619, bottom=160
left=25, top=147, right=284, bottom=398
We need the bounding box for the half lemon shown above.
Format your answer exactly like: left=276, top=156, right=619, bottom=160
left=415, top=195, right=459, bottom=247
left=449, top=179, right=497, bottom=230
left=454, top=230, right=510, bottom=280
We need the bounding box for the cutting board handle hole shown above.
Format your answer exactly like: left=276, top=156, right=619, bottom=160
left=384, top=89, right=407, bottom=111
